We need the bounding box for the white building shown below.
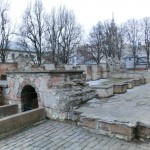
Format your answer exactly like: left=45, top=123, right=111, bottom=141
left=124, top=53, right=147, bottom=69
left=4, top=42, right=36, bottom=62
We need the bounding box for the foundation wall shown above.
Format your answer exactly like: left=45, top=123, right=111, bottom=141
left=0, top=108, right=45, bottom=138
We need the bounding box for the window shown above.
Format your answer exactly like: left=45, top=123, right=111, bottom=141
left=19, top=54, right=23, bottom=57
left=31, top=55, right=35, bottom=59
left=129, top=58, right=131, bottom=61
left=11, top=53, right=15, bottom=59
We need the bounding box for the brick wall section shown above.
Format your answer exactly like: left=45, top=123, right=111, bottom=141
left=87, top=66, right=92, bottom=80
left=0, top=63, right=18, bottom=79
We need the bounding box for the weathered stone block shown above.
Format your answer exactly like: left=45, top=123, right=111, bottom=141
left=123, top=80, right=134, bottom=89
left=113, top=83, right=128, bottom=94
left=133, top=78, right=140, bottom=86
left=140, top=77, right=146, bottom=85
left=137, top=125, right=150, bottom=138
left=91, top=85, right=114, bottom=98
left=81, top=117, right=96, bottom=129
left=97, top=121, right=135, bottom=140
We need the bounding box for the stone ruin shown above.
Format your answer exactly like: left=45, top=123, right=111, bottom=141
left=48, top=79, right=96, bottom=120
left=4, top=70, right=97, bottom=120
left=0, top=62, right=100, bottom=138
left=0, top=62, right=150, bottom=141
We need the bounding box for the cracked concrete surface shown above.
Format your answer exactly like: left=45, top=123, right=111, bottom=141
left=75, top=84, right=150, bottom=127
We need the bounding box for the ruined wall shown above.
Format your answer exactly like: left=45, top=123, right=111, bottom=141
left=76, top=65, right=105, bottom=80
left=0, top=63, right=18, bottom=78
left=4, top=72, right=50, bottom=111
left=43, top=64, right=107, bottom=81
left=4, top=71, right=91, bottom=120
left=18, top=63, right=108, bottom=81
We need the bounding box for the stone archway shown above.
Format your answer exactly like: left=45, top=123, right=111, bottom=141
left=21, top=85, right=38, bottom=111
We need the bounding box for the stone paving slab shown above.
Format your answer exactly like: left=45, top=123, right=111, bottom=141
left=0, top=120, right=150, bottom=150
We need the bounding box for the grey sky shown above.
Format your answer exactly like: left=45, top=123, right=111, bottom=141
left=10, top=0, right=150, bottom=34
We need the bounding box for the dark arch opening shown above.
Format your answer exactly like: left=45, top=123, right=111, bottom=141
left=21, top=85, right=38, bottom=112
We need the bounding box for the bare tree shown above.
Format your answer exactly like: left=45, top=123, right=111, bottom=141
left=88, top=18, right=126, bottom=65
left=44, top=8, right=59, bottom=64
left=103, top=19, right=118, bottom=59
left=141, top=17, right=150, bottom=67
left=0, top=0, right=12, bottom=62
left=115, top=24, right=127, bottom=60
left=18, top=0, right=46, bottom=66
left=45, top=6, right=82, bottom=64
left=88, top=21, right=104, bottom=64
left=125, top=19, right=142, bottom=68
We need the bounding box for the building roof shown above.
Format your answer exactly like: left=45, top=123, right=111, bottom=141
left=8, top=41, right=35, bottom=53
left=124, top=54, right=140, bottom=59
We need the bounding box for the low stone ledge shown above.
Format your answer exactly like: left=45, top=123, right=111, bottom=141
left=133, top=78, right=141, bottom=86
left=79, top=117, right=97, bottom=129
left=140, top=77, right=146, bottom=85
left=0, top=104, right=18, bottom=118
left=136, top=122, right=150, bottom=138
left=137, top=125, right=150, bottom=138
left=78, top=116, right=136, bottom=141
left=0, top=108, right=45, bottom=136
left=113, top=83, right=128, bottom=94
left=97, top=120, right=135, bottom=141
left=90, top=85, right=114, bottom=98
left=123, top=80, right=134, bottom=89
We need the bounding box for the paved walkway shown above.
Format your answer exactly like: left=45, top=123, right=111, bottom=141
left=0, top=120, right=150, bottom=150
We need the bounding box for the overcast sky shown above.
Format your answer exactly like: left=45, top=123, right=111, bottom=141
left=10, top=0, right=150, bottom=35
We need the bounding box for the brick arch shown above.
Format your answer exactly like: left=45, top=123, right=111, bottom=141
left=21, top=85, right=38, bottom=111
left=18, top=82, right=42, bottom=112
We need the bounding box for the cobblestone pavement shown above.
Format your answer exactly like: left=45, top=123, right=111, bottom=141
left=0, top=120, right=150, bottom=150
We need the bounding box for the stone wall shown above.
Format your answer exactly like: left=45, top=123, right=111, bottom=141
left=17, top=63, right=109, bottom=81
left=42, top=64, right=107, bottom=81
left=66, top=64, right=106, bottom=80
left=0, top=63, right=18, bottom=78
left=110, top=73, right=142, bottom=79
left=4, top=70, right=96, bottom=120
left=5, top=71, right=53, bottom=111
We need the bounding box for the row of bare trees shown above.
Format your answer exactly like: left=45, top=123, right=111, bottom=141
left=18, top=0, right=82, bottom=66
left=0, top=0, right=82, bottom=66
left=88, top=17, right=150, bottom=67
left=1, top=0, right=150, bottom=67
left=0, top=0, right=12, bottom=62
left=88, top=19, right=126, bottom=64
